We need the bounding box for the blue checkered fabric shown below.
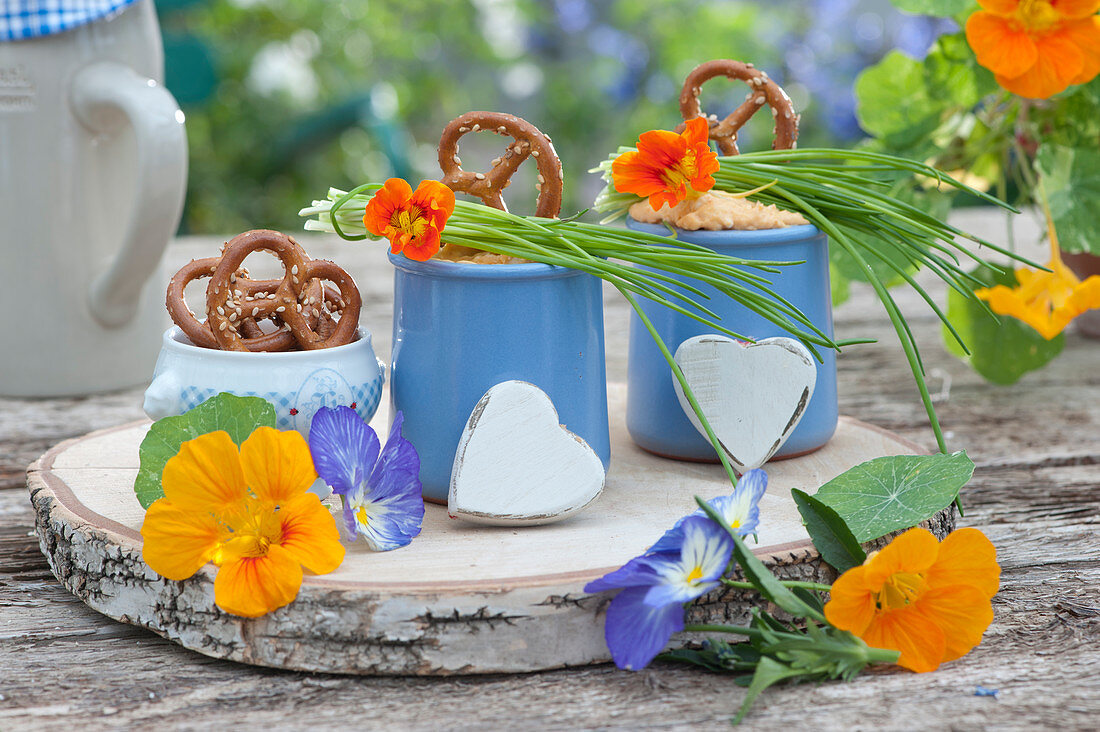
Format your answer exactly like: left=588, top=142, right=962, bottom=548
left=0, top=0, right=139, bottom=41
left=176, top=372, right=385, bottom=435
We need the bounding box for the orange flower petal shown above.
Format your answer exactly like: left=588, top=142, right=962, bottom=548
left=925, top=527, right=1001, bottom=598
left=824, top=565, right=878, bottom=635
left=401, top=226, right=443, bottom=261
left=214, top=543, right=304, bottom=618
left=363, top=178, right=414, bottom=237
left=681, top=116, right=712, bottom=147
left=239, top=427, right=317, bottom=504
left=998, top=31, right=1084, bottom=97
left=1064, top=16, right=1100, bottom=85
left=976, top=0, right=1020, bottom=15
left=411, top=180, right=456, bottom=219
left=863, top=606, right=947, bottom=673
left=141, top=500, right=226, bottom=580
left=967, top=12, right=1039, bottom=79
left=277, top=494, right=346, bottom=575
left=613, top=149, right=674, bottom=200
left=912, top=585, right=994, bottom=664
left=1055, top=0, right=1100, bottom=20
left=161, top=431, right=247, bottom=513
left=863, top=528, right=940, bottom=588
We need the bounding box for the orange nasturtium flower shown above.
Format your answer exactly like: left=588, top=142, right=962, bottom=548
left=825, top=528, right=1000, bottom=673
left=141, top=429, right=345, bottom=618
left=363, top=178, right=456, bottom=261
left=975, top=241, right=1100, bottom=340
left=965, top=0, right=1100, bottom=99
left=612, top=116, right=720, bottom=211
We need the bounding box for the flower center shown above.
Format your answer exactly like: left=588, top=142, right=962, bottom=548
left=877, top=571, right=926, bottom=611
left=662, top=149, right=700, bottom=192
left=1015, top=0, right=1061, bottom=33
left=686, top=565, right=704, bottom=584
left=355, top=504, right=370, bottom=527
left=391, top=206, right=429, bottom=240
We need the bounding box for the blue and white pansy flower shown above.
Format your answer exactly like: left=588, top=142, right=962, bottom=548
left=649, top=468, right=768, bottom=553
left=584, top=515, right=733, bottom=670
left=308, top=407, right=424, bottom=551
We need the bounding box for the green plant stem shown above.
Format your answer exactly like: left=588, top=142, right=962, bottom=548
left=619, top=288, right=740, bottom=488
left=682, top=625, right=899, bottom=665
left=721, top=579, right=832, bottom=592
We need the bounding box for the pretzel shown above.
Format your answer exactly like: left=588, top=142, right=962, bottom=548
left=167, top=230, right=357, bottom=352
left=167, top=247, right=329, bottom=352
left=676, top=59, right=799, bottom=156
left=437, top=111, right=564, bottom=219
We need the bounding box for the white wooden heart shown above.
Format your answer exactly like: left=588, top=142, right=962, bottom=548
left=448, top=380, right=606, bottom=526
left=672, top=335, right=816, bottom=473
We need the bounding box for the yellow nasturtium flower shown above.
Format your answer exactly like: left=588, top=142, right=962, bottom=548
left=975, top=244, right=1100, bottom=340
left=141, top=428, right=345, bottom=618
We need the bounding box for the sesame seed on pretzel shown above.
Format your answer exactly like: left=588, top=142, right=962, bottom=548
left=276, top=259, right=361, bottom=350
left=677, top=59, right=799, bottom=156
left=167, top=255, right=324, bottom=351
left=200, top=230, right=360, bottom=352
left=437, top=111, right=564, bottom=219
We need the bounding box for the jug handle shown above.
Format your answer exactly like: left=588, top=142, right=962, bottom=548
left=70, top=61, right=188, bottom=328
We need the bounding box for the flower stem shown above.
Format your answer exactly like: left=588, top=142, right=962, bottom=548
left=683, top=623, right=763, bottom=638
left=865, top=644, right=901, bottom=665
left=721, top=579, right=832, bottom=592
left=619, top=287, right=741, bottom=487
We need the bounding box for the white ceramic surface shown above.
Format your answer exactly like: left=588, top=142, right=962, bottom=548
left=672, top=335, right=817, bottom=472
left=0, top=0, right=187, bottom=396
left=448, top=381, right=605, bottom=526
left=143, top=327, right=386, bottom=437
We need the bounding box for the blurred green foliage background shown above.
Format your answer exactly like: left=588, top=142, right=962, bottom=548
left=157, top=0, right=947, bottom=233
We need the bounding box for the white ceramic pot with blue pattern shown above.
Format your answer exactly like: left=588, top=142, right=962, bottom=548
left=143, top=326, right=385, bottom=436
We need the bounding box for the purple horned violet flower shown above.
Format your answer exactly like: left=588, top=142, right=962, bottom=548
left=308, top=407, right=424, bottom=551
left=584, top=515, right=733, bottom=670
left=648, top=468, right=768, bottom=553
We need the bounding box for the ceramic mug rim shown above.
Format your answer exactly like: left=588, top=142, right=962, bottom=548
left=625, top=218, right=823, bottom=247
left=387, top=251, right=584, bottom=281
left=160, top=325, right=374, bottom=362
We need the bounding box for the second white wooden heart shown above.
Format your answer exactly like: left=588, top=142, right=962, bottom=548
left=673, top=335, right=817, bottom=472
left=449, top=380, right=606, bottom=526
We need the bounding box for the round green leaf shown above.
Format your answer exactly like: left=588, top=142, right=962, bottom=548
left=134, top=393, right=278, bottom=509
left=812, top=452, right=974, bottom=542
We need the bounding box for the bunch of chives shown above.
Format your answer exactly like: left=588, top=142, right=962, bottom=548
left=596, top=147, right=1035, bottom=466
left=300, top=186, right=852, bottom=486
left=300, top=187, right=843, bottom=355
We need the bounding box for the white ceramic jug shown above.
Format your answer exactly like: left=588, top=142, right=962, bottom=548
left=0, top=0, right=187, bottom=396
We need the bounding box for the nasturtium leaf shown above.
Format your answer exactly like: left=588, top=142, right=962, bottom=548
left=856, top=33, right=997, bottom=155
left=812, top=452, right=974, bottom=542
left=943, top=265, right=1064, bottom=384
left=135, top=393, right=277, bottom=509
left=1036, top=144, right=1100, bottom=256
left=889, top=0, right=973, bottom=17
left=791, top=489, right=866, bottom=572
left=855, top=51, right=943, bottom=148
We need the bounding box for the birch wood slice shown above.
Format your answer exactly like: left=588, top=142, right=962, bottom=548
left=27, top=383, right=954, bottom=676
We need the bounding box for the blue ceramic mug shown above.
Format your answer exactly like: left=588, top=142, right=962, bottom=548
left=389, top=254, right=610, bottom=502
left=625, top=220, right=838, bottom=462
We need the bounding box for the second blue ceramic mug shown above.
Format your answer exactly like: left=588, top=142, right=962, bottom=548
left=389, top=253, right=611, bottom=502
left=625, top=220, right=838, bottom=462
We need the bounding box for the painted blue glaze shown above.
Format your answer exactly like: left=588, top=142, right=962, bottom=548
left=625, top=219, right=838, bottom=461
left=389, top=253, right=610, bottom=502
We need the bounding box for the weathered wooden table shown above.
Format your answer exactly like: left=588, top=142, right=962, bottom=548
left=2, top=211, right=1097, bottom=729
